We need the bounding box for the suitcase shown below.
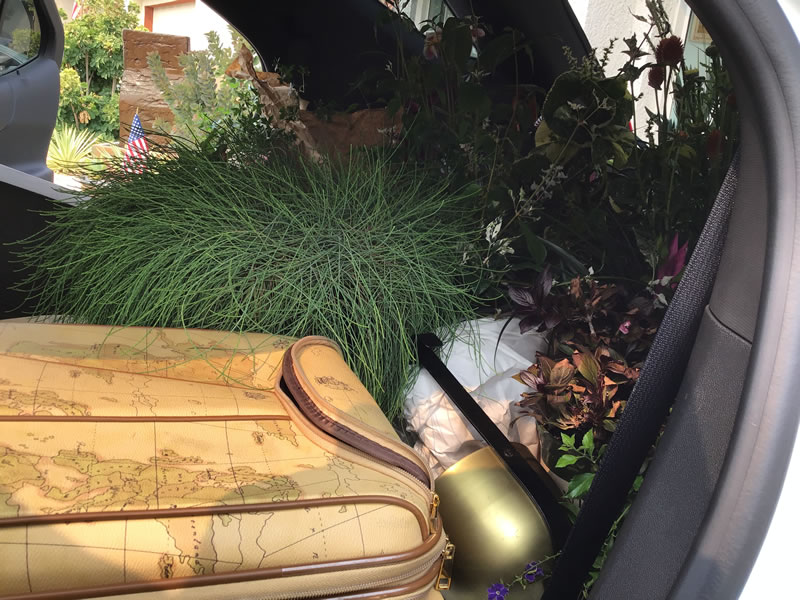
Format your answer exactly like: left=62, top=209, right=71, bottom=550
left=0, top=322, right=451, bottom=600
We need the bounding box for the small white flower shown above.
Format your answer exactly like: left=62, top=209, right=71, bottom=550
left=497, top=239, right=515, bottom=256
left=485, top=217, right=503, bottom=243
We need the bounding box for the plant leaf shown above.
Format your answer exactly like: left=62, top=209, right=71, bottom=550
left=538, top=354, right=556, bottom=379
left=565, top=472, right=595, bottom=499
left=508, top=286, right=536, bottom=308
left=550, top=360, right=577, bottom=385
left=573, top=351, right=600, bottom=386
left=519, top=314, right=542, bottom=334
left=556, top=454, right=580, bottom=468
left=581, top=429, right=595, bottom=454
left=521, top=225, right=547, bottom=264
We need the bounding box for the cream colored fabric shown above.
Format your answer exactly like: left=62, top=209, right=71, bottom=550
left=291, top=338, right=432, bottom=484
left=0, top=323, right=438, bottom=599
left=94, top=536, right=448, bottom=600
left=0, top=322, right=293, bottom=387
left=293, top=340, right=402, bottom=441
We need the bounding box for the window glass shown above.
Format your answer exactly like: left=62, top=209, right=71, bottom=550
left=0, top=0, right=41, bottom=75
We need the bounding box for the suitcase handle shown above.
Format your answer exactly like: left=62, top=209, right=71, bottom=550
left=416, top=333, right=572, bottom=549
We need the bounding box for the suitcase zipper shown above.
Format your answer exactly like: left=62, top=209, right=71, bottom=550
left=280, top=343, right=432, bottom=488
left=248, top=538, right=453, bottom=600
left=338, top=442, right=439, bottom=529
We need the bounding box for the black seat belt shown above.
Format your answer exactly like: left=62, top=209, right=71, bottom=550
left=416, top=333, right=574, bottom=549
left=542, top=154, right=740, bottom=599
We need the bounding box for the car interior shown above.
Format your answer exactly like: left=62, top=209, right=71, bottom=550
left=1, top=0, right=799, bottom=598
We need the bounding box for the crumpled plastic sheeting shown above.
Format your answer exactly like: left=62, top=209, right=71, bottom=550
left=404, top=317, right=548, bottom=477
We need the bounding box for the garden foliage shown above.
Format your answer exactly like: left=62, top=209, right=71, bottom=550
left=19, top=124, right=481, bottom=419
left=46, top=126, right=100, bottom=174
left=368, top=2, right=737, bottom=596
left=147, top=30, right=264, bottom=140
left=58, top=0, right=141, bottom=140
left=372, top=0, right=737, bottom=288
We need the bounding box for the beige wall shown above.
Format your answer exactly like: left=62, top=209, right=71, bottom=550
left=54, top=0, right=74, bottom=18
left=568, top=0, right=694, bottom=133
left=132, top=0, right=232, bottom=50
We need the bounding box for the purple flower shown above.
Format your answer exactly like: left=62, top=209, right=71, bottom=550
left=488, top=583, right=509, bottom=599
left=656, top=233, right=688, bottom=282
left=423, top=29, right=442, bottom=60
left=524, top=561, right=545, bottom=583
left=618, top=319, right=631, bottom=335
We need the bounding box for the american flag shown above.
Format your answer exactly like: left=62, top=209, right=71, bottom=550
left=70, top=1, right=81, bottom=20
left=124, top=114, right=149, bottom=173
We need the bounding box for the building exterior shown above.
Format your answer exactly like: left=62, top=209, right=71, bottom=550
left=57, top=0, right=232, bottom=51
left=570, top=0, right=710, bottom=131
left=129, top=0, right=231, bottom=50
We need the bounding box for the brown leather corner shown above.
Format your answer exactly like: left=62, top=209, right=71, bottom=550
left=282, top=348, right=430, bottom=487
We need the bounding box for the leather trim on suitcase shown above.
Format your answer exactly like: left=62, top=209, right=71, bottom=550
left=282, top=343, right=430, bottom=487
left=0, top=495, right=429, bottom=534
left=0, top=326, right=443, bottom=600
left=0, top=512, right=444, bottom=600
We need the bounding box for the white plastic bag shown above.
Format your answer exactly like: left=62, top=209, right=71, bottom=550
left=404, top=317, right=548, bottom=477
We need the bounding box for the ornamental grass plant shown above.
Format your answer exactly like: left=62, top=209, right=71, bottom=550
left=18, top=126, right=482, bottom=418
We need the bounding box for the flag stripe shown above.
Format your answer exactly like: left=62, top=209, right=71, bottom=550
left=124, top=114, right=149, bottom=174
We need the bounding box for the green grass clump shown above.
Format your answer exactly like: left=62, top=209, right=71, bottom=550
left=19, top=132, right=482, bottom=418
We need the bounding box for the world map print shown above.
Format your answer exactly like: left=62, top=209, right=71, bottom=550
left=0, top=323, right=429, bottom=597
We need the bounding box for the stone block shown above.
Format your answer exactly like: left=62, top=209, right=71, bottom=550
left=119, top=29, right=189, bottom=143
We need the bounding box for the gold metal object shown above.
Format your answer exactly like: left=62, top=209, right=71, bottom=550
left=435, top=541, right=456, bottom=590
left=431, top=493, right=441, bottom=520
left=435, top=446, right=553, bottom=599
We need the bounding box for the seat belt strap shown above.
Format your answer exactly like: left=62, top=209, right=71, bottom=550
left=416, top=333, right=573, bottom=548
left=542, top=155, right=740, bottom=599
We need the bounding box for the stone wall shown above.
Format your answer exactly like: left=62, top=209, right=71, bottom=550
left=119, top=29, right=189, bottom=143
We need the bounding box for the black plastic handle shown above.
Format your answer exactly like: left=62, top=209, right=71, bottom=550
left=416, top=333, right=572, bottom=549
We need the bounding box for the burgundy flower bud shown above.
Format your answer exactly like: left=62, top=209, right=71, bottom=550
left=655, top=35, right=684, bottom=67
left=648, top=65, right=666, bottom=90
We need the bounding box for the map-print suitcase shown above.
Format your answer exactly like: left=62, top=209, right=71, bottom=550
left=0, top=322, right=452, bottom=600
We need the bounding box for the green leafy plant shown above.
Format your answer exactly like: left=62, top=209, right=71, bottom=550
left=46, top=126, right=100, bottom=174
left=19, top=126, right=482, bottom=419
left=148, top=31, right=264, bottom=140
left=373, top=0, right=736, bottom=291
left=10, top=27, right=40, bottom=56
left=514, top=345, right=637, bottom=443
left=555, top=429, right=653, bottom=598
left=366, top=7, right=547, bottom=286
left=58, top=0, right=142, bottom=139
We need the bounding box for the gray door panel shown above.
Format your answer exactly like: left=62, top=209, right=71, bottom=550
left=0, top=163, right=69, bottom=317
left=0, top=0, right=63, bottom=179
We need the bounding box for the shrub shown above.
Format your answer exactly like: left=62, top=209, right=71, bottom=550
left=47, top=126, right=100, bottom=174
left=19, top=128, right=482, bottom=418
